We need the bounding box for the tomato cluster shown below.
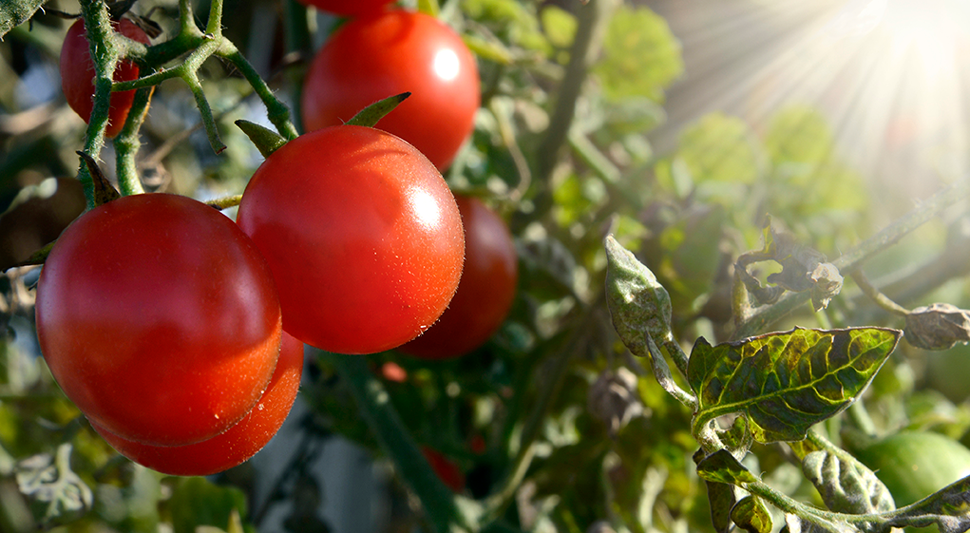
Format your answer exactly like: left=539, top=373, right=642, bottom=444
left=35, top=194, right=299, bottom=474
left=42, top=6, right=512, bottom=477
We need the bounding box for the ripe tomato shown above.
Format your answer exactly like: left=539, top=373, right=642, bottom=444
left=301, top=10, right=480, bottom=170
left=399, top=196, right=517, bottom=359
left=294, top=0, right=394, bottom=17
left=236, top=125, right=464, bottom=354
left=422, top=446, right=465, bottom=493
left=92, top=332, right=304, bottom=476
left=60, top=18, right=150, bottom=138
left=852, top=431, right=970, bottom=506
left=35, top=193, right=282, bottom=447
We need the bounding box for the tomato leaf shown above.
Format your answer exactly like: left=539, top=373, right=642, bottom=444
left=801, top=450, right=896, bottom=514
left=732, top=496, right=773, bottom=533
left=15, top=444, right=93, bottom=524
left=884, top=475, right=970, bottom=533
left=688, top=327, right=901, bottom=443
left=695, top=449, right=759, bottom=486
left=234, top=120, right=287, bottom=158
left=604, top=235, right=674, bottom=357
left=0, top=0, right=44, bottom=39
left=346, top=92, right=412, bottom=128
left=169, top=477, right=249, bottom=533
left=694, top=449, right=747, bottom=533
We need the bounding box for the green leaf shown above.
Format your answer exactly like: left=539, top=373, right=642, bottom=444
left=593, top=4, right=683, bottom=102
left=885, top=475, right=970, bottom=533
left=732, top=496, right=773, bottom=533
left=604, top=235, right=674, bottom=358
left=693, top=449, right=740, bottom=533
left=0, top=0, right=44, bottom=39
left=169, top=477, right=249, bottom=533
left=235, top=120, right=287, bottom=158
left=688, top=327, right=901, bottom=443
left=801, top=450, right=896, bottom=514
left=15, top=444, right=93, bottom=523
left=345, top=92, right=411, bottom=128
left=695, top=449, right=759, bottom=486
left=676, top=113, right=764, bottom=187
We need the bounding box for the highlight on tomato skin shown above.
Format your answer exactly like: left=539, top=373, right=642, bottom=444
left=35, top=193, right=282, bottom=447
left=301, top=9, right=480, bottom=170
left=236, top=125, right=465, bottom=355
left=91, top=331, right=304, bottom=477
left=59, top=18, right=151, bottom=138
left=399, top=195, right=518, bottom=359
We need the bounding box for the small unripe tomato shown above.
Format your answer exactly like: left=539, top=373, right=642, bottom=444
left=93, top=332, right=304, bottom=476
left=852, top=431, right=970, bottom=506
left=36, top=193, right=282, bottom=447
left=236, top=125, right=465, bottom=354
left=399, top=196, right=517, bottom=359
left=59, top=18, right=150, bottom=138
left=301, top=10, right=480, bottom=170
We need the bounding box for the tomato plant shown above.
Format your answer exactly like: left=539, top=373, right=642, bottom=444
left=293, top=0, right=394, bottom=17
left=301, top=9, right=480, bottom=170
left=35, top=193, right=282, bottom=447
left=399, top=195, right=518, bottom=359
left=236, top=125, right=464, bottom=355
left=92, top=331, right=304, bottom=476
left=851, top=431, right=970, bottom=507
left=59, top=18, right=149, bottom=138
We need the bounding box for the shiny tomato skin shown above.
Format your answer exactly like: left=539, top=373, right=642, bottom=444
left=295, top=0, right=395, bottom=17
left=60, top=18, right=150, bottom=138
left=236, top=125, right=464, bottom=355
left=399, top=196, right=517, bottom=359
left=301, top=10, right=480, bottom=170
left=92, top=332, right=304, bottom=476
left=35, top=193, right=282, bottom=447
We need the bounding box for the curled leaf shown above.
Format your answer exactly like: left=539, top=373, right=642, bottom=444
left=904, top=303, right=970, bottom=351
left=605, top=235, right=674, bottom=357
left=801, top=450, right=895, bottom=515
left=587, top=367, right=644, bottom=437
left=732, top=496, right=773, bottom=533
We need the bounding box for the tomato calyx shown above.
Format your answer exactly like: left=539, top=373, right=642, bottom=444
left=345, top=92, right=412, bottom=128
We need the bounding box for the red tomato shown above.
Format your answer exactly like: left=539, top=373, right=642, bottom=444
left=399, top=196, right=517, bottom=359
left=236, top=125, right=464, bottom=354
left=301, top=10, right=480, bottom=170
left=92, top=332, right=304, bottom=476
left=59, top=18, right=150, bottom=138
left=35, top=193, right=282, bottom=447
left=295, top=0, right=395, bottom=17
left=422, top=446, right=465, bottom=493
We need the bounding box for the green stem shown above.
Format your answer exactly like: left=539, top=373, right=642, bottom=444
left=76, top=0, right=124, bottom=206
left=324, top=351, right=481, bottom=533
left=219, top=44, right=300, bottom=140
left=114, top=86, right=155, bottom=196
left=733, top=178, right=970, bottom=339
left=184, top=68, right=227, bottom=153
left=850, top=270, right=909, bottom=317
left=535, top=0, right=614, bottom=185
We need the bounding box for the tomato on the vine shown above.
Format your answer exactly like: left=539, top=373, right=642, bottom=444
left=399, top=195, right=517, bottom=359
left=92, top=332, right=304, bottom=476
left=852, top=431, right=970, bottom=506
left=60, top=18, right=150, bottom=138
left=301, top=10, right=480, bottom=170
left=236, top=125, right=465, bottom=355
left=294, top=0, right=394, bottom=17
left=35, top=193, right=282, bottom=447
